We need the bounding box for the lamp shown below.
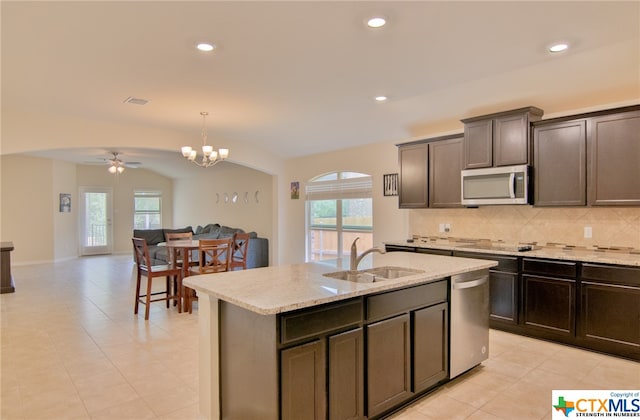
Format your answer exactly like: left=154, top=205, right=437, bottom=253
left=108, top=153, right=126, bottom=174
left=181, top=112, right=229, bottom=167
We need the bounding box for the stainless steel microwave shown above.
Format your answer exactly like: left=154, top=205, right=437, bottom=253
left=461, top=164, right=529, bottom=205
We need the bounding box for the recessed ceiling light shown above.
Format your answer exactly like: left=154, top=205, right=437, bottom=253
left=196, top=43, right=216, bottom=52
left=367, top=17, right=386, bottom=28
left=549, top=43, right=569, bottom=53
left=374, top=96, right=388, bottom=102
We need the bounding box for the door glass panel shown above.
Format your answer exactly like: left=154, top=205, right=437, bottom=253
left=85, top=192, right=107, bottom=247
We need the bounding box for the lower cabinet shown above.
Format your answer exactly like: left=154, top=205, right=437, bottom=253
left=578, top=263, right=640, bottom=360
left=413, top=302, right=448, bottom=392
left=522, top=275, right=576, bottom=338
left=367, top=315, right=411, bottom=417
left=281, top=340, right=326, bottom=420
left=522, top=258, right=577, bottom=340
left=366, top=281, right=449, bottom=418
left=329, top=329, right=365, bottom=420
left=281, top=328, right=365, bottom=420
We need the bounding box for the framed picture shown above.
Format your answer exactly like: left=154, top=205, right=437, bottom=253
left=59, top=193, right=71, bottom=212
left=290, top=181, right=300, bottom=199
left=383, top=173, right=398, bottom=196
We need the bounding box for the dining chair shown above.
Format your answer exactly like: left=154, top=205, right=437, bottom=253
left=132, top=237, right=183, bottom=320
left=230, top=232, right=250, bottom=270
left=184, top=238, right=233, bottom=313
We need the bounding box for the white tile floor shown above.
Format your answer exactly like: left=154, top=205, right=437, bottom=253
left=1, top=254, right=638, bottom=419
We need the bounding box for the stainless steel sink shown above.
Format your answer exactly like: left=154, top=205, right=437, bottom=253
left=324, top=266, right=425, bottom=283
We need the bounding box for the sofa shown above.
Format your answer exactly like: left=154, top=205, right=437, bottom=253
left=133, top=223, right=269, bottom=269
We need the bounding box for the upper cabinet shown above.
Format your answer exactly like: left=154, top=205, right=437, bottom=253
left=398, top=134, right=463, bottom=209
left=533, top=119, right=587, bottom=206
left=462, top=107, right=544, bottom=169
left=429, top=136, right=463, bottom=208
left=588, top=108, right=640, bottom=206
left=398, top=142, right=429, bottom=208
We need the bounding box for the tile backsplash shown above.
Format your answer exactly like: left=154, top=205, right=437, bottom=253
left=408, top=206, right=640, bottom=249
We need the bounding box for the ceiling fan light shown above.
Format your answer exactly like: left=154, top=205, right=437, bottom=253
left=108, top=165, right=117, bottom=174
left=117, top=166, right=125, bottom=174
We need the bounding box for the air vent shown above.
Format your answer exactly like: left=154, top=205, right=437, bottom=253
left=123, top=96, right=149, bottom=105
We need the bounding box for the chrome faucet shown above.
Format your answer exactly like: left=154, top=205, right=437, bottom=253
left=350, top=237, right=386, bottom=271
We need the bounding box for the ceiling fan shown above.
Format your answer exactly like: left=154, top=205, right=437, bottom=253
left=86, top=152, right=142, bottom=174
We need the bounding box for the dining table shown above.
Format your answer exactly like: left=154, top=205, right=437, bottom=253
left=159, top=239, right=201, bottom=312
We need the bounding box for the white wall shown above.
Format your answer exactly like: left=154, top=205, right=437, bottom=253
left=76, top=165, right=174, bottom=254
left=1, top=155, right=55, bottom=263
left=173, top=162, right=274, bottom=261
left=0, top=154, right=175, bottom=264
left=52, top=160, right=78, bottom=261
left=278, top=141, right=408, bottom=265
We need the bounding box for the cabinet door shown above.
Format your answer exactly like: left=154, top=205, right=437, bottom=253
left=329, top=328, right=364, bottom=420
left=579, top=281, right=640, bottom=359
left=367, top=314, right=411, bottom=417
left=464, top=119, right=493, bottom=169
left=588, top=109, right=640, bottom=205
left=281, top=340, right=326, bottom=420
left=533, top=120, right=587, bottom=206
left=522, top=275, right=575, bottom=337
left=489, top=271, right=518, bottom=325
left=429, top=137, right=464, bottom=208
left=413, top=303, right=448, bottom=393
left=398, top=143, right=429, bottom=208
left=494, top=113, right=529, bottom=166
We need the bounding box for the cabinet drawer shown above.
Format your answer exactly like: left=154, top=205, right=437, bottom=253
left=523, top=258, right=577, bottom=278
left=385, top=245, right=416, bottom=253
left=366, top=280, right=447, bottom=321
left=416, top=248, right=453, bottom=256
left=280, top=299, right=363, bottom=344
left=454, top=251, right=518, bottom=273
left=582, top=263, right=640, bottom=287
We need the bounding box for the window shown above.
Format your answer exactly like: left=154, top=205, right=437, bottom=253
left=134, top=191, right=162, bottom=229
left=306, top=172, right=373, bottom=262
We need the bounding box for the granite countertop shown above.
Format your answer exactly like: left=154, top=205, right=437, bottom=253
left=385, top=237, right=640, bottom=267
left=183, top=252, right=496, bottom=315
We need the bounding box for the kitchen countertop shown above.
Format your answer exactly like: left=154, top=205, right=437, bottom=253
left=183, top=252, right=496, bottom=315
left=385, top=238, right=640, bottom=267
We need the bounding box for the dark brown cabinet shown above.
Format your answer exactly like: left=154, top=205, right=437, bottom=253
left=281, top=340, right=326, bottom=420
left=462, top=107, right=543, bottom=169
left=522, top=259, right=577, bottom=340
left=413, top=302, right=448, bottom=393
left=366, top=280, right=449, bottom=418
left=533, top=119, right=587, bottom=206
left=429, top=136, right=464, bottom=208
left=398, top=142, right=429, bottom=208
left=367, top=314, right=411, bottom=417
left=588, top=108, right=640, bottom=206
left=579, top=264, right=640, bottom=360
left=329, top=328, right=364, bottom=420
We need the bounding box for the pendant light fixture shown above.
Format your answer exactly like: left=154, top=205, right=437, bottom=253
left=181, top=112, right=229, bottom=167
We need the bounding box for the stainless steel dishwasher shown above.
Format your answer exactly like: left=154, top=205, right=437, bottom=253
left=449, top=269, right=490, bottom=378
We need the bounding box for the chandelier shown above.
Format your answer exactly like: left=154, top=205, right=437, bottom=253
left=181, top=112, right=229, bottom=167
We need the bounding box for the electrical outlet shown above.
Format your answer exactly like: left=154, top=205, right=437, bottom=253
left=444, top=223, right=451, bottom=233
left=584, top=226, right=592, bottom=239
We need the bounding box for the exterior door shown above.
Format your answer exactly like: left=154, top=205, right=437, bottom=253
left=79, top=187, right=113, bottom=255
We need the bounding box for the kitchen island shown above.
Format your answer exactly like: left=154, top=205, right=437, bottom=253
left=184, top=252, right=497, bottom=419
